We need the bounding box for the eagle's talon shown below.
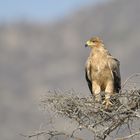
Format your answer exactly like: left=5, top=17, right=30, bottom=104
left=103, top=99, right=113, bottom=109
left=95, top=94, right=101, bottom=102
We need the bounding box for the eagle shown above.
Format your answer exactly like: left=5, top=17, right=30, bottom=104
left=85, top=37, right=121, bottom=108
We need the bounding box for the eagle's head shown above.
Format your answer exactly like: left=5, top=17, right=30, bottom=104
left=85, top=37, right=103, bottom=48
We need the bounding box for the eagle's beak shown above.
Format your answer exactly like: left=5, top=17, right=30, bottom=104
left=85, top=40, right=90, bottom=47
left=85, top=40, right=96, bottom=48
left=85, top=40, right=94, bottom=47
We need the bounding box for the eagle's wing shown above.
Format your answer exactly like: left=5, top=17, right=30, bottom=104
left=85, top=58, right=92, bottom=94
left=108, top=56, right=121, bottom=93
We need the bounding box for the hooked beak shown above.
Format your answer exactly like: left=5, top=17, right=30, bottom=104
left=85, top=40, right=90, bottom=47
left=85, top=40, right=96, bottom=48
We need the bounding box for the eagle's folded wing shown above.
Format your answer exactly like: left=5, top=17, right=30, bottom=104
left=85, top=58, right=92, bottom=94
left=108, top=56, right=121, bottom=93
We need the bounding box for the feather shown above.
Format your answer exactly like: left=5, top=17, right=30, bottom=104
left=85, top=68, right=92, bottom=94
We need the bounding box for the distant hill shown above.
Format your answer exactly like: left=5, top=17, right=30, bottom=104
left=0, top=0, right=140, bottom=139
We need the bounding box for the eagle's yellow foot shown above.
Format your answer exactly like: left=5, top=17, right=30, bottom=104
left=103, top=96, right=113, bottom=109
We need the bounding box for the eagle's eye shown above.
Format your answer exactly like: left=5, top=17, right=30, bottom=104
left=91, top=40, right=96, bottom=43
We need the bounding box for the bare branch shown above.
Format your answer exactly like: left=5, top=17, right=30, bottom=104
left=40, top=88, right=140, bottom=140
left=20, top=130, right=83, bottom=140
left=115, top=131, right=140, bottom=140
left=121, top=73, right=140, bottom=89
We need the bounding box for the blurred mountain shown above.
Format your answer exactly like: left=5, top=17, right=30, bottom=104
left=0, top=0, right=140, bottom=139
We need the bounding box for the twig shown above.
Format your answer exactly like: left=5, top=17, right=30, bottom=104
left=39, top=88, right=140, bottom=140
left=20, top=131, right=47, bottom=138
left=115, top=131, right=140, bottom=140
left=121, top=73, right=140, bottom=89
left=20, top=130, right=83, bottom=140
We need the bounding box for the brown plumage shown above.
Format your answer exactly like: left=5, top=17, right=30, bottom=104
left=85, top=37, right=121, bottom=108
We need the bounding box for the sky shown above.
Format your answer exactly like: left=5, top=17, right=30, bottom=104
left=0, top=0, right=104, bottom=22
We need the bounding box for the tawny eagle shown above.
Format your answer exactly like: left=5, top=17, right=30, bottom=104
left=85, top=37, right=121, bottom=108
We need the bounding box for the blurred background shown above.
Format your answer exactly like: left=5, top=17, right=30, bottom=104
left=0, top=0, right=140, bottom=139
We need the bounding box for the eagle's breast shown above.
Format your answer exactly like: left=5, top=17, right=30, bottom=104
left=90, top=51, right=113, bottom=87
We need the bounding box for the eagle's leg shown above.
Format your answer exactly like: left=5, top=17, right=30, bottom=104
left=92, top=81, right=101, bottom=102
left=103, top=81, right=114, bottom=109
left=103, top=94, right=113, bottom=109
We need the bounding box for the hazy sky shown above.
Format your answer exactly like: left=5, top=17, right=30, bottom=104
left=0, top=0, right=104, bottom=22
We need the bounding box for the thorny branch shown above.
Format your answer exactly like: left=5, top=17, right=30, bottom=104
left=20, top=130, right=83, bottom=140
left=121, top=73, right=140, bottom=89
left=39, top=88, right=140, bottom=140
left=115, top=131, right=140, bottom=140
left=22, top=74, right=140, bottom=140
